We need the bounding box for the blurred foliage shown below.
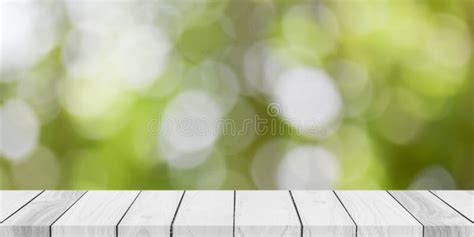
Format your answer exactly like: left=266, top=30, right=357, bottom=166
left=0, top=0, right=473, bottom=189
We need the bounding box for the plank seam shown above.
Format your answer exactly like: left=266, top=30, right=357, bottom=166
left=49, top=191, right=88, bottom=237
left=233, top=190, right=236, bottom=237
left=386, top=191, right=425, bottom=237
left=1, top=190, right=45, bottom=223
left=429, top=190, right=474, bottom=223
left=289, top=191, right=303, bottom=237
left=115, top=191, right=142, bottom=237
left=333, top=191, right=358, bottom=237
left=170, top=190, right=186, bottom=237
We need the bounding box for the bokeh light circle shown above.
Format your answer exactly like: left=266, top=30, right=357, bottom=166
left=185, top=60, right=240, bottom=115
left=158, top=90, right=222, bottom=169
left=1, top=0, right=61, bottom=75
left=0, top=99, right=39, bottom=161
left=273, top=67, right=342, bottom=138
left=277, top=145, right=340, bottom=189
left=251, top=139, right=291, bottom=189
left=243, top=42, right=287, bottom=96
left=409, top=165, right=456, bottom=190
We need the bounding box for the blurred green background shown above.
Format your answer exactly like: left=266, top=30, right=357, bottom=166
left=0, top=0, right=473, bottom=190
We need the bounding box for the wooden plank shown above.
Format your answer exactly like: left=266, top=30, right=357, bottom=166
left=0, top=191, right=85, bottom=237
left=173, top=191, right=233, bottom=237
left=52, top=191, right=139, bottom=237
left=235, top=191, right=300, bottom=237
left=292, top=191, right=356, bottom=237
left=118, top=191, right=183, bottom=237
left=0, top=191, right=43, bottom=222
left=389, top=191, right=474, bottom=237
left=335, top=191, right=422, bottom=237
left=431, top=190, right=474, bottom=222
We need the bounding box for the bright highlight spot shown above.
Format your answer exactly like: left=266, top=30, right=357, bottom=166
left=0, top=0, right=60, bottom=74
left=63, top=25, right=170, bottom=90
left=63, top=1, right=170, bottom=90
left=61, top=78, right=122, bottom=120
left=111, top=25, right=171, bottom=89
left=0, top=99, right=39, bottom=160
left=159, top=90, right=221, bottom=169
left=274, top=67, right=342, bottom=137
left=277, top=145, right=340, bottom=189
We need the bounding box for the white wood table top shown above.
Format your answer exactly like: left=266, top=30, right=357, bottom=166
left=0, top=191, right=85, bottom=237
left=51, top=191, right=140, bottom=237
left=0, top=190, right=43, bottom=222
left=292, top=191, right=355, bottom=237
left=389, top=191, right=473, bottom=237
left=118, top=191, right=183, bottom=237
left=173, top=191, right=234, bottom=237
left=336, top=191, right=423, bottom=237
left=431, top=190, right=474, bottom=222
left=0, top=190, right=472, bottom=237
left=235, top=191, right=301, bottom=237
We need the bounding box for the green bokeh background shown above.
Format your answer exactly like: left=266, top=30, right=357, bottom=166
left=0, top=0, right=473, bottom=189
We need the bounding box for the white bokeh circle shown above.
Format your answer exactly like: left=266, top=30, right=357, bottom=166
left=0, top=99, right=39, bottom=161
left=1, top=0, right=61, bottom=75
left=273, top=67, right=342, bottom=137
left=276, top=145, right=340, bottom=189
left=158, top=90, right=222, bottom=169
left=409, top=165, right=456, bottom=190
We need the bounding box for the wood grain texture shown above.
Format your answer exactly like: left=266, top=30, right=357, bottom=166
left=2, top=190, right=473, bottom=237
left=118, top=191, right=183, bottom=237
left=292, top=191, right=356, bottom=237
left=235, top=191, right=300, bottom=237
left=431, top=190, right=474, bottom=222
left=389, top=191, right=474, bottom=237
left=0, top=191, right=43, bottom=222
left=335, top=191, right=422, bottom=237
left=52, top=191, right=139, bottom=237
left=0, top=191, right=85, bottom=237
left=173, top=191, right=233, bottom=237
